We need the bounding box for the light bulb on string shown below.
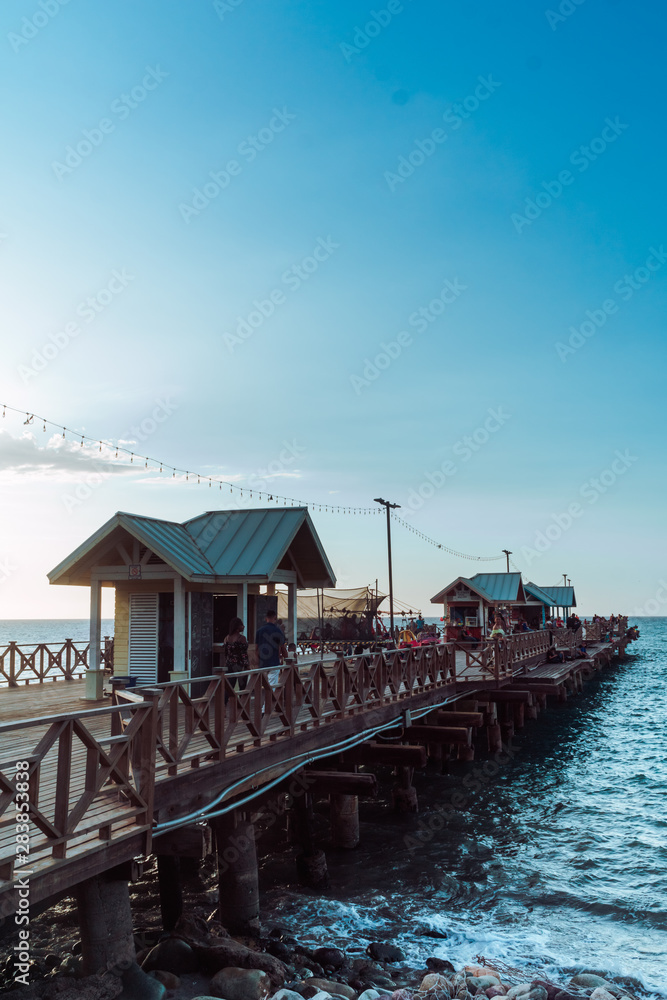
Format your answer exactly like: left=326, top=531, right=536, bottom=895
left=43, top=421, right=46, bottom=432
left=62, top=428, right=65, bottom=439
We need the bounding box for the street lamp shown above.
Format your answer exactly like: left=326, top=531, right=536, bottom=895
left=374, top=498, right=400, bottom=645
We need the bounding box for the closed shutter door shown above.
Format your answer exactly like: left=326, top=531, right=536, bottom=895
left=128, top=593, right=158, bottom=684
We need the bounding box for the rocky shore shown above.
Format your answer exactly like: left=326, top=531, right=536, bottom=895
left=0, top=906, right=651, bottom=1000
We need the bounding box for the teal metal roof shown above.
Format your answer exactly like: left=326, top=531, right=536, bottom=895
left=536, top=586, right=576, bottom=608
left=469, top=573, right=525, bottom=602
left=431, top=573, right=524, bottom=605
left=525, top=582, right=559, bottom=606
left=183, top=508, right=335, bottom=582
left=49, top=508, right=336, bottom=587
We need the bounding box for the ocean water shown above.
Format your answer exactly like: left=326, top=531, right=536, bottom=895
left=0, top=620, right=114, bottom=646
left=260, top=618, right=665, bottom=996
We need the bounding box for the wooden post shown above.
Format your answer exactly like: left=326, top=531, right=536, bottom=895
left=75, top=875, right=135, bottom=975
left=85, top=579, right=104, bottom=700
left=392, top=766, right=418, bottom=813
left=156, top=855, right=183, bottom=931
left=287, top=582, right=298, bottom=644
left=174, top=576, right=187, bottom=674
left=291, top=792, right=328, bottom=887
left=213, top=811, right=260, bottom=933
left=330, top=794, right=359, bottom=849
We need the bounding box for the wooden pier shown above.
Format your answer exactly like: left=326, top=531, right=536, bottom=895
left=0, top=620, right=628, bottom=968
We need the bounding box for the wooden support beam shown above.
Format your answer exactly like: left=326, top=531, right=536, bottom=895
left=153, top=823, right=212, bottom=858
left=478, top=689, right=535, bottom=703
left=302, top=770, right=378, bottom=797
left=436, top=710, right=484, bottom=728
left=338, top=742, right=427, bottom=768
left=405, top=725, right=472, bottom=746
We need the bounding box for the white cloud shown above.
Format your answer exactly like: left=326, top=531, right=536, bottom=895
left=0, top=431, right=137, bottom=482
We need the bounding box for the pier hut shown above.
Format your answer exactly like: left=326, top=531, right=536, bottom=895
left=48, top=507, right=335, bottom=698
left=431, top=573, right=528, bottom=638
left=534, top=585, right=577, bottom=621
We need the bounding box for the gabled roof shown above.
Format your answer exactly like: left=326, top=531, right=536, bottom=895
left=469, top=573, right=525, bottom=602
left=535, top=585, right=576, bottom=608
left=48, top=508, right=336, bottom=588
left=432, top=573, right=525, bottom=605
left=525, top=582, right=559, bottom=606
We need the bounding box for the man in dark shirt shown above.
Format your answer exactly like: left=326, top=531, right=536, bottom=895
left=255, top=610, right=287, bottom=686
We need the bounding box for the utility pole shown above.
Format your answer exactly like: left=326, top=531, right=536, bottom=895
left=502, top=549, right=512, bottom=573
left=563, top=573, right=567, bottom=586
left=374, top=498, right=400, bottom=645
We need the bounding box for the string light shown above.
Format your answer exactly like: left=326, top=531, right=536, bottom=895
left=390, top=511, right=504, bottom=562
left=0, top=400, right=394, bottom=517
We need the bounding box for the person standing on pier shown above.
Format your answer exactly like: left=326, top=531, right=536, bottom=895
left=256, top=609, right=287, bottom=687
left=223, top=617, right=249, bottom=692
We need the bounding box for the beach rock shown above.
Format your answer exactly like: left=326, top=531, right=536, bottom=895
left=391, top=989, right=414, bottom=1000
left=419, top=973, right=451, bottom=993
left=553, top=993, right=579, bottom=1000
left=211, top=967, right=272, bottom=1000
left=530, top=983, right=560, bottom=1000
left=272, top=990, right=307, bottom=1000
left=467, top=977, right=501, bottom=990
left=506, top=986, right=532, bottom=1000
left=465, top=969, right=500, bottom=981
left=569, top=976, right=613, bottom=991
left=358, top=990, right=382, bottom=1000
left=370, top=978, right=397, bottom=990
left=486, top=989, right=507, bottom=998
left=315, top=948, right=346, bottom=970
left=268, top=941, right=296, bottom=962
left=590, top=991, right=616, bottom=1000
left=427, top=959, right=456, bottom=975
left=141, top=937, right=199, bottom=974
left=149, top=969, right=182, bottom=990
left=368, top=944, right=406, bottom=964
left=115, top=960, right=167, bottom=1000
left=193, top=940, right=287, bottom=985
left=307, top=979, right=357, bottom=999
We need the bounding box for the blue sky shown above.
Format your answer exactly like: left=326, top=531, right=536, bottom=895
left=0, top=0, right=664, bottom=618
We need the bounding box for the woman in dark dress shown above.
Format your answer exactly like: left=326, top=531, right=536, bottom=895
left=223, top=617, right=249, bottom=692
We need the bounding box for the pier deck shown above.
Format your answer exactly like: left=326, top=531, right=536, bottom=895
left=0, top=623, right=627, bottom=916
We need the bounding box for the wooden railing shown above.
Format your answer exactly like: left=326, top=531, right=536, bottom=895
left=134, top=643, right=457, bottom=780
left=0, top=639, right=114, bottom=687
left=0, top=695, right=156, bottom=887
